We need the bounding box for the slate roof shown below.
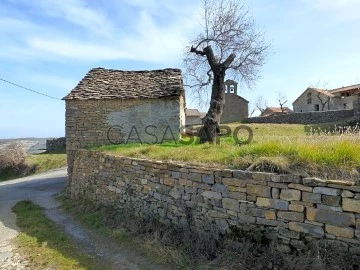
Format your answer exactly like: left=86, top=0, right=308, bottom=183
left=185, top=109, right=201, bottom=117
left=63, top=67, right=184, bottom=100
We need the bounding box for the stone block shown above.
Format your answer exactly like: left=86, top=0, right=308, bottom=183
left=280, top=189, right=301, bottom=201
left=279, top=228, right=300, bottom=239
left=257, top=218, right=288, bottom=228
left=256, top=197, right=289, bottom=210
left=302, top=177, right=327, bottom=187
left=271, top=174, right=301, bottom=183
left=302, top=192, right=321, bottom=203
left=202, top=174, right=215, bottom=184
left=265, top=210, right=276, bottom=220
left=343, top=198, right=360, bottom=213
left=288, top=183, right=313, bottom=192
left=322, top=195, right=341, bottom=206
left=277, top=211, right=304, bottom=222
left=171, top=171, right=181, bottom=179
left=306, top=207, right=355, bottom=227
left=328, top=184, right=360, bottom=193
left=193, top=182, right=211, bottom=190
left=316, top=204, right=342, bottom=212
left=222, top=178, right=247, bottom=187
left=189, top=173, right=201, bottom=182
left=212, top=184, right=229, bottom=193
left=179, top=178, right=193, bottom=187
left=238, top=214, right=256, bottom=224
left=272, top=188, right=280, bottom=199
left=228, top=192, right=247, bottom=200
left=222, top=198, right=240, bottom=212
left=289, top=204, right=304, bottom=212
left=325, top=225, right=354, bottom=238
left=341, top=190, right=354, bottom=198
left=202, top=191, right=222, bottom=200
left=357, top=219, right=360, bottom=230
left=233, top=170, right=251, bottom=179
left=245, top=207, right=265, bottom=217
left=356, top=230, right=360, bottom=239
left=313, top=187, right=341, bottom=196
left=247, top=184, right=271, bottom=198
left=289, top=222, right=324, bottom=238
left=252, top=172, right=274, bottom=182
left=228, top=186, right=247, bottom=192
left=291, top=200, right=314, bottom=207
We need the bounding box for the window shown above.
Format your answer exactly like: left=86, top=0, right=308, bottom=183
left=314, top=104, right=320, bottom=111
left=229, top=85, right=235, bottom=93
left=307, top=93, right=312, bottom=104
left=343, top=103, right=347, bottom=109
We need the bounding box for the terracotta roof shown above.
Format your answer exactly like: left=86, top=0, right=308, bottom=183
left=261, top=107, right=293, bottom=116
left=330, top=84, right=360, bottom=94
left=63, top=67, right=184, bottom=100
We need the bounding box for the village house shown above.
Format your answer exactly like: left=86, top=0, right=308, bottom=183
left=261, top=107, right=293, bottom=117
left=185, top=109, right=206, bottom=126
left=293, top=84, right=360, bottom=113
left=63, top=67, right=185, bottom=178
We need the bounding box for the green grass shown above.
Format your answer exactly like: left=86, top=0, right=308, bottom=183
left=92, top=123, right=360, bottom=180
left=28, top=153, right=67, bottom=173
left=12, top=201, right=102, bottom=270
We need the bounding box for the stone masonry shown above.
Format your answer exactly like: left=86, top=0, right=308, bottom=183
left=243, top=109, right=354, bottom=124
left=70, top=149, right=360, bottom=254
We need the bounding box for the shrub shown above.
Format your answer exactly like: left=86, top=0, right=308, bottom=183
left=0, top=143, right=30, bottom=176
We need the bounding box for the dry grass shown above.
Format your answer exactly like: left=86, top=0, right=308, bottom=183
left=92, top=123, right=360, bottom=181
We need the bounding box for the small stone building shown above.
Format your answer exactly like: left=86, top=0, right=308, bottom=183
left=220, top=80, right=249, bottom=123
left=185, top=109, right=205, bottom=126
left=63, top=67, right=185, bottom=180
left=293, top=84, right=360, bottom=113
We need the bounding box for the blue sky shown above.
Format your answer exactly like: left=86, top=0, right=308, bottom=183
left=1, top=0, right=360, bottom=138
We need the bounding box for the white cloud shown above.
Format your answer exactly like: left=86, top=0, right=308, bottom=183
left=0, top=1, right=201, bottom=64
left=303, top=0, right=360, bottom=21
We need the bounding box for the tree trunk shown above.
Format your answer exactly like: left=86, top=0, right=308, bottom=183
left=200, top=69, right=226, bottom=143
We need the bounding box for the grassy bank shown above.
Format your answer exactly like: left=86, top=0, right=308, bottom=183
left=12, top=201, right=101, bottom=270
left=92, top=123, right=360, bottom=181
left=0, top=153, right=67, bottom=182
left=62, top=197, right=360, bottom=270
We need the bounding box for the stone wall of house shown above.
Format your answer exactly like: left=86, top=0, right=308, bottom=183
left=221, top=94, right=248, bottom=123
left=65, top=97, right=184, bottom=182
left=70, top=149, right=360, bottom=254
left=46, top=137, right=66, bottom=152
left=243, top=109, right=354, bottom=124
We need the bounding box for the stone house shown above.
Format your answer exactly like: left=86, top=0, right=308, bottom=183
left=63, top=67, right=185, bottom=179
left=261, top=107, right=293, bottom=117
left=221, top=80, right=249, bottom=123
left=185, top=109, right=205, bottom=126
left=293, top=84, right=360, bottom=113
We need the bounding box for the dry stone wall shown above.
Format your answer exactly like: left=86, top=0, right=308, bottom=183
left=70, top=150, right=360, bottom=253
left=243, top=109, right=354, bottom=124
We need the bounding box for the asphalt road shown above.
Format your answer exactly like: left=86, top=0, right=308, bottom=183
left=0, top=168, right=67, bottom=262
left=0, top=168, right=167, bottom=270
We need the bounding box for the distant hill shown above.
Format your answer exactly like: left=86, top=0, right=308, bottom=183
left=0, top=138, right=50, bottom=154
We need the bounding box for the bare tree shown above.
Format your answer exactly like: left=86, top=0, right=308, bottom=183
left=255, top=96, right=268, bottom=115
left=277, top=92, right=288, bottom=113
left=184, top=0, right=269, bottom=143
left=311, top=80, right=330, bottom=111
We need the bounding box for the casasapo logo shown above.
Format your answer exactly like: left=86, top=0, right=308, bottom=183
left=107, top=124, right=253, bottom=145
